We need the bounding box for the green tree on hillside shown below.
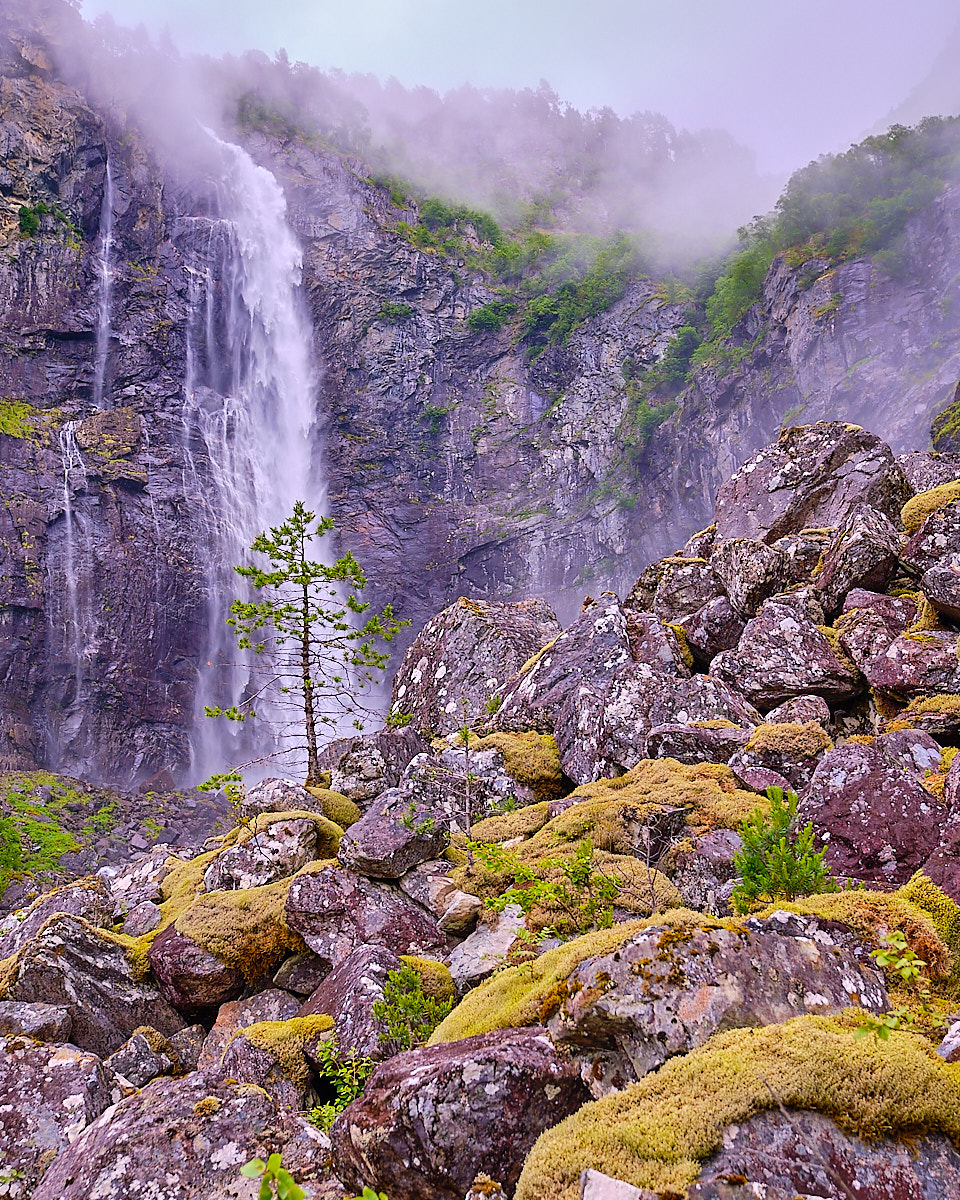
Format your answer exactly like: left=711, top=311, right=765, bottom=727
left=206, top=501, right=406, bottom=782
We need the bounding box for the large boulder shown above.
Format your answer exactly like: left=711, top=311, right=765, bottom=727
left=711, top=598, right=862, bottom=708
left=197, top=988, right=301, bottom=1073
left=298, top=943, right=403, bottom=1060
left=714, top=423, right=908, bottom=544
left=390, top=596, right=561, bottom=735
left=901, top=494, right=960, bottom=574
left=31, top=1073, right=331, bottom=1200
left=4, top=915, right=183, bottom=1057
left=148, top=924, right=246, bottom=1015
left=202, top=815, right=334, bottom=892
left=285, top=864, right=446, bottom=967
left=798, top=742, right=947, bottom=885
left=644, top=556, right=725, bottom=624
left=836, top=589, right=918, bottom=675
left=0, top=878, right=114, bottom=959
left=856, top=629, right=960, bottom=700
left=0, top=1035, right=122, bottom=1196
left=330, top=1027, right=590, bottom=1200
left=710, top=537, right=785, bottom=617
left=316, top=727, right=430, bottom=807
left=545, top=914, right=886, bottom=1085
left=676, top=595, right=745, bottom=666
left=727, top=721, right=833, bottom=793
left=812, top=503, right=902, bottom=613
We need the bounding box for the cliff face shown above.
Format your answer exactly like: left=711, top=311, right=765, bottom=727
left=2, top=0, right=960, bottom=786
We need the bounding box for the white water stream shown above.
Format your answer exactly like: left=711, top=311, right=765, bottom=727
left=91, top=157, right=114, bottom=410
left=181, top=137, right=319, bottom=781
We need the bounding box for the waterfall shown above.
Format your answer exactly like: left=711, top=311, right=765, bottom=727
left=92, top=157, right=114, bottom=410
left=181, top=137, right=318, bottom=782
left=54, top=421, right=93, bottom=745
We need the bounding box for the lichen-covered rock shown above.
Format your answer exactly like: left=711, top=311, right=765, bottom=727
left=836, top=588, right=918, bottom=676
left=812, top=502, right=902, bottom=613
left=273, top=950, right=333, bottom=996
left=874, top=727, right=944, bottom=781
left=727, top=721, right=833, bottom=792
left=643, top=722, right=752, bottom=765
left=545, top=914, right=886, bottom=1086
left=0, top=999, right=72, bottom=1042
left=898, top=449, right=960, bottom=492
left=714, top=423, right=908, bottom=544
left=5, top=914, right=183, bottom=1056
left=31, top=1072, right=331, bottom=1200
left=446, top=904, right=527, bottom=993
left=711, top=598, right=862, bottom=708
left=923, top=561, right=960, bottom=621
left=197, top=988, right=301, bottom=1073
left=764, top=694, right=832, bottom=726
left=710, top=537, right=785, bottom=617
left=397, top=858, right=482, bottom=936
left=203, top=816, right=329, bottom=892
left=316, top=727, right=430, bottom=807
left=675, top=595, right=745, bottom=666
left=857, top=628, right=960, bottom=700
left=239, top=776, right=329, bottom=820
left=645, top=557, right=724, bottom=624
left=799, top=742, right=946, bottom=884
left=0, top=877, right=113, bottom=959
left=390, top=596, right=562, bottom=735
left=285, top=864, right=446, bottom=967
left=772, top=528, right=832, bottom=588
left=330, top=1027, right=590, bottom=1200
left=100, top=846, right=176, bottom=916
left=0, top=1035, right=122, bottom=1197
left=624, top=610, right=692, bottom=677
left=901, top=497, right=960, bottom=574
left=121, top=898, right=161, bottom=936
left=104, top=1029, right=176, bottom=1088
left=219, top=1013, right=334, bottom=1107
left=921, top=815, right=960, bottom=902
left=669, top=829, right=741, bottom=915
left=298, top=943, right=403, bottom=1059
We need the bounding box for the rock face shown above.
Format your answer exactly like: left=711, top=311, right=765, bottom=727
left=330, top=1027, right=590, bottom=1200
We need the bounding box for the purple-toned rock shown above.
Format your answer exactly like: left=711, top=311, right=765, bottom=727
left=148, top=924, right=244, bottom=1016
left=711, top=537, right=785, bottom=617
left=765, top=694, right=832, bottom=726
left=691, top=1109, right=960, bottom=1200
left=104, top=1030, right=176, bottom=1088
left=711, top=599, right=862, bottom=708
left=857, top=629, right=960, bottom=700
left=670, top=829, right=742, bottom=915
left=0, top=1035, right=122, bottom=1196
left=772, top=529, right=832, bottom=588
left=121, top=899, right=161, bottom=936
left=220, top=1020, right=325, bottom=1108
left=728, top=722, right=833, bottom=793
left=647, top=557, right=724, bottom=624
left=626, top=611, right=692, bottom=677
left=837, top=589, right=918, bottom=675
left=273, top=950, right=330, bottom=996
left=0, top=878, right=113, bottom=959
left=945, top=754, right=960, bottom=815
left=32, top=1073, right=332, bottom=1200
left=317, top=727, right=430, bottom=806
left=901, top=500, right=960, bottom=575
left=923, top=562, right=960, bottom=621
left=600, top=670, right=761, bottom=780
left=0, top=1000, right=72, bottom=1042
left=644, top=722, right=752, bottom=765
left=898, top=450, right=960, bottom=493
left=7, top=915, right=183, bottom=1057
left=390, top=597, right=562, bottom=735
left=298, top=944, right=402, bottom=1060
left=875, top=728, right=943, bottom=782
left=330, top=1027, right=590, bottom=1200
left=398, top=859, right=482, bottom=935
left=921, top=816, right=960, bottom=902
left=937, top=1019, right=960, bottom=1063
left=682, top=525, right=717, bottom=559
left=547, top=916, right=886, bottom=1085
left=799, top=743, right=946, bottom=884
left=168, top=1024, right=206, bottom=1072
left=677, top=595, right=745, bottom=666
left=285, top=865, right=446, bottom=967
left=813, top=503, right=902, bottom=613
left=198, top=989, right=301, bottom=1073
left=713, top=423, right=908, bottom=544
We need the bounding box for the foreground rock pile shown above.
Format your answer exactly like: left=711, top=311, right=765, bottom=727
left=3, top=423, right=960, bottom=1199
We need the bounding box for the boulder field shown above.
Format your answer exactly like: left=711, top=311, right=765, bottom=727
left=4, top=421, right=960, bottom=1198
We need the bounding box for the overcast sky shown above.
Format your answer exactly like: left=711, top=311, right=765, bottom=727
left=79, top=0, right=960, bottom=175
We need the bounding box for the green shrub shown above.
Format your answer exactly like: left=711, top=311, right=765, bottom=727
left=18, top=206, right=40, bottom=236
left=306, top=1038, right=375, bottom=1131
left=372, top=963, right=453, bottom=1053
left=377, top=301, right=413, bottom=322
left=467, top=301, right=516, bottom=332
left=731, top=785, right=838, bottom=913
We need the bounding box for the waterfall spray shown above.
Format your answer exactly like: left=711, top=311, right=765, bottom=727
left=92, top=157, right=114, bottom=410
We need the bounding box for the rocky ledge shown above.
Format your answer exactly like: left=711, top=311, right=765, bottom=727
left=3, top=421, right=960, bottom=1199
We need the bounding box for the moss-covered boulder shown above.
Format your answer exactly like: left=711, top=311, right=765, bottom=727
left=514, top=1016, right=960, bottom=1200
left=220, top=1013, right=334, bottom=1107
left=728, top=719, right=833, bottom=792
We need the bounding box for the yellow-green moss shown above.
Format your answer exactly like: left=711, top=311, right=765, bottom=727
left=466, top=731, right=568, bottom=804
left=817, top=625, right=859, bottom=673
left=517, top=637, right=558, bottom=677
left=889, top=693, right=960, bottom=732
left=907, top=596, right=941, bottom=635
left=399, top=955, right=455, bottom=1003
left=514, top=1015, right=960, bottom=1200
left=430, top=910, right=734, bottom=1045
left=759, top=879, right=957, bottom=984
left=666, top=624, right=695, bottom=670
left=192, top=1096, right=222, bottom=1117
left=932, top=397, right=960, bottom=451
left=902, top=481, right=960, bottom=534
left=305, top=787, right=362, bottom=829
left=237, top=1014, right=334, bottom=1090
left=466, top=802, right=551, bottom=845
left=745, top=721, right=833, bottom=759
left=843, top=733, right=876, bottom=746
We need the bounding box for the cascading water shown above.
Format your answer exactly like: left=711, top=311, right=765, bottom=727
left=181, top=136, right=319, bottom=782
left=91, top=157, right=114, bottom=410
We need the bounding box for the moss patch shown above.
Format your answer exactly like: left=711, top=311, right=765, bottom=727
left=305, top=786, right=361, bottom=828
left=400, top=955, right=455, bottom=1004
left=902, top=481, right=960, bottom=534
left=514, top=1015, right=960, bottom=1200
left=745, top=721, right=833, bottom=758
left=886, top=693, right=960, bottom=733
left=466, top=731, right=568, bottom=804
left=236, top=1014, right=334, bottom=1091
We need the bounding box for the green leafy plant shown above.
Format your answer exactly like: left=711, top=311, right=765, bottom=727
left=483, top=693, right=503, bottom=715
left=307, top=1039, right=375, bottom=1131
left=205, top=501, right=407, bottom=783
left=372, top=964, right=453, bottom=1053
left=731, top=786, right=839, bottom=914
left=855, top=929, right=942, bottom=1042
left=241, top=1154, right=304, bottom=1200
left=377, top=301, right=413, bottom=321
left=398, top=801, right=438, bottom=836
left=343, top=1189, right=389, bottom=1200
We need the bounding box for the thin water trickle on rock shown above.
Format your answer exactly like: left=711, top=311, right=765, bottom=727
left=180, top=136, right=320, bottom=782
left=91, top=157, right=114, bottom=410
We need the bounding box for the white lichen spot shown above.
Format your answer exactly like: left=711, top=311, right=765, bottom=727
left=209, top=1141, right=247, bottom=1170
